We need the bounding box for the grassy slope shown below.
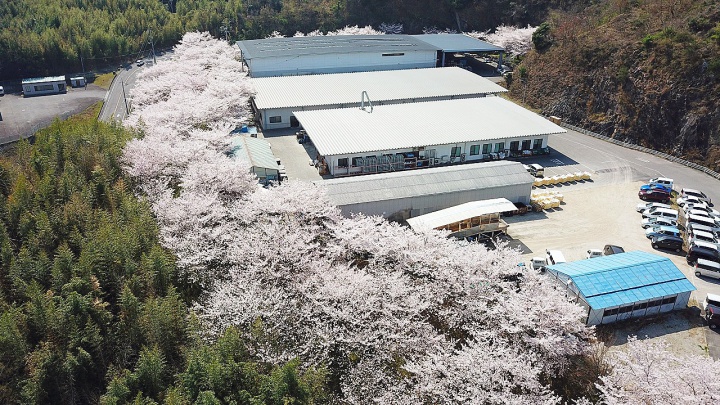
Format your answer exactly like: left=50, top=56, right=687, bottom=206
left=514, top=0, right=720, bottom=170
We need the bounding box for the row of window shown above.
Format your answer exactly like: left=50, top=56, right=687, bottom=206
left=602, top=296, right=677, bottom=317
left=33, top=84, right=56, bottom=92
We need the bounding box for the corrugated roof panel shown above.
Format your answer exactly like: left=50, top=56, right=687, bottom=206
left=548, top=251, right=696, bottom=309
left=314, top=161, right=532, bottom=206
left=406, top=198, right=517, bottom=232
left=238, top=35, right=438, bottom=60
left=411, top=34, right=504, bottom=52
left=22, top=76, right=66, bottom=84
left=251, top=67, right=507, bottom=110
left=229, top=136, right=279, bottom=171
left=294, top=97, right=565, bottom=156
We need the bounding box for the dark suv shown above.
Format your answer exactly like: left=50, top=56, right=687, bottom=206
left=651, top=235, right=683, bottom=252
left=686, top=243, right=720, bottom=265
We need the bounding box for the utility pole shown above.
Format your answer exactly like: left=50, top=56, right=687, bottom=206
left=121, top=80, right=129, bottom=115
left=149, top=30, right=157, bottom=64
left=80, top=54, right=87, bottom=89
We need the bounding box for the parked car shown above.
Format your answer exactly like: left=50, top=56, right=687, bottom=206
left=684, top=204, right=720, bottom=218
left=687, top=223, right=720, bottom=238
left=636, top=202, right=671, bottom=213
left=136, top=59, right=145, bottom=66
left=586, top=249, right=603, bottom=259
left=641, top=216, right=677, bottom=229
left=529, top=257, right=547, bottom=272
left=645, top=225, right=681, bottom=239
left=685, top=214, right=720, bottom=232
left=686, top=241, right=720, bottom=264
left=527, top=163, right=544, bottom=177
left=649, top=177, right=674, bottom=189
left=603, top=245, right=625, bottom=255
left=703, top=293, right=720, bottom=313
left=638, top=188, right=670, bottom=203
left=0, top=85, right=4, bottom=96
left=642, top=207, right=679, bottom=221
left=688, top=229, right=719, bottom=248
left=681, top=188, right=712, bottom=206
left=651, top=235, right=684, bottom=252
left=694, top=258, right=720, bottom=279
left=706, top=307, right=720, bottom=329
left=545, top=249, right=567, bottom=266
left=678, top=195, right=703, bottom=207
left=640, top=184, right=672, bottom=194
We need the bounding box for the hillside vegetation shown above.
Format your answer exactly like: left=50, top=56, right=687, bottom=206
left=0, top=0, right=582, bottom=79
left=514, top=0, right=720, bottom=170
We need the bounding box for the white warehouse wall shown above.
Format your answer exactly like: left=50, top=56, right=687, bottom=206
left=248, top=51, right=437, bottom=78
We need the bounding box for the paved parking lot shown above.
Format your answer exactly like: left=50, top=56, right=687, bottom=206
left=503, top=128, right=720, bottom=357
left=260, top=128, right=323, bottom=181
left=0, top=86, right=106, bottom=145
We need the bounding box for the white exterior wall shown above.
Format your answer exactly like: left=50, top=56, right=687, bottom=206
left=22, top=80, right=67, bottom=96
left=247, top=51, right=437, bottom=78
left=336, top=182, right=532, bottom=219
left=588, top=292, right=692, bottom=326
left=324, top=135, right=549, bottom=176
left=258, top=94, right=488, bottom=129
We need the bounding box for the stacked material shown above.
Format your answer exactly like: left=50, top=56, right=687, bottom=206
left=532, top=171, right=592, bottom=187
left=530, top=190, right=564, bottom=209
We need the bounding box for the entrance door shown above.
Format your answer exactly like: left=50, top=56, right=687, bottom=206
left=290, top=115, right=299, bottom=127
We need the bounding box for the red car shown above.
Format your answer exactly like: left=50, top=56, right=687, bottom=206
left=639, top=189, right=670, bottom=203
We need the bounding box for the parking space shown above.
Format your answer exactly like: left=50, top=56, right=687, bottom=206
left=0, top=85, right=106, bottom=145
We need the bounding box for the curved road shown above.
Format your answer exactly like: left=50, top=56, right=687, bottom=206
left=98, top=61, right=147, bottom=122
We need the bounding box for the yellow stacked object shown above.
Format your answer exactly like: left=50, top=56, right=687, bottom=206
left=581, top=171, right=592, bottom=180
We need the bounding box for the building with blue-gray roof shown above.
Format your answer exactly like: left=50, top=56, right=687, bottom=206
left=546, top=251, right=695, bottom=325
left=22, top=76, right=67, bottom=96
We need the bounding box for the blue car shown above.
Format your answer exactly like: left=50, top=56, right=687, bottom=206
left=645, top=225, right=681, bottom=239
left=640, top=184, right=672, bottom=194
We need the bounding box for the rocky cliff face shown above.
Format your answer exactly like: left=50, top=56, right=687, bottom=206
left=512, top=1, right=720, bottom=170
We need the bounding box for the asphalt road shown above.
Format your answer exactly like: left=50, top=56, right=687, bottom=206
left=98, top=60, right=148, bottom=122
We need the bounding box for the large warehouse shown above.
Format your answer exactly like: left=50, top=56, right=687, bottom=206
left=546, top=251, right=696, bottom=326
left=22, top=76, right=67, bottom=96
left=238, top=35, right=438, bottom=78
left=237, top=34, right=505, bottom=78
left=251, top=67, right=507, bottom=129
left=313, top=161, right=533, bottom=220
left=294, top=97, right=565, bottom=177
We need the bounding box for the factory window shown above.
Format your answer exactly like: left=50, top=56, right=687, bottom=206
left=617, top=305, right=633, bottom=314
left=337, top=158, right=348, bottom=168
left=482, top=143, right=491, bottom=154
left=510, top=141, right=520, bottom=151
left=470, top=145, right=480, bottom=155
left=494, top=142, right=505, bottom=153
left=351, top=157, right=362, bottom=167
left=603, top=308, right=619, bottom=317
left=661, top=296, right=676, bottom=306
left=533, top=139, right=543, bottom=149
left=647, top=299, right=662, bottom=308
left=269, top=116, right=282, bottom=123
left=450, top=147, right=462, bottom=157
left=34, top=84, right=55, bottom=92
left=522, top=139, right=532, bottom=150
left=382, top=52, right=405, bottom=56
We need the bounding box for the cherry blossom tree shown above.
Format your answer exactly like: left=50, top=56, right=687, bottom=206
left=467, top=25, right=537, bottom=56
left=378, top=23, right=404, bottom=34
left=123, top=31, right=597, bottom=403
left=596, top=336, right=720, bottom=404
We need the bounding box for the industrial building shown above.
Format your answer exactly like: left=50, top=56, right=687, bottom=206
left=546, top=251, right=696, bottom=326
left=237, top=34, right=504, bottom=78
left=314, top=161, right=533, bottom=220
left=406, top=198, right=518, bottom=239
left=229, top=136, right=281, bottom=184
left=294, top=97, right=564, bottom=177
left=251, top=67, right=507, bottom=129
left=22, top=76, right=67, bottom=96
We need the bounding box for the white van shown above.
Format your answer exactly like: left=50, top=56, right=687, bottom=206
left=681, top=188, right=712, bottom=205
left=528, top=164, right=544, bottom=177
left=686, top=214, right=720, bottom=232
left=546, top=249, right=567, bottom=266
left=688, top=230, right=719, bottom=247
left=694, top=259, right=720, bottom=280
left=642, top=207, right=679, bottom=221
left=649, top=177, right=673, bottom=189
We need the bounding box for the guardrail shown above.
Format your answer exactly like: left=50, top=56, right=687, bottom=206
left=560, top=121, right=720, bottom=181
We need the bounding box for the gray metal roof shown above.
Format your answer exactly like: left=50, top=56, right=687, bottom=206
left=314, top=161, right=533, bottom=206
left=229, top=136, right=278, bottom=171
left=294, top=97, right=566, bottom=156
left=406, top=198, right=517, bottom=232
left=237, top=35, right=438, bottom=60
left=412, top=34, right=505, bottom=53
left=251, top=67, right=507, bottom=110
left=22, top=76, right=66, bottom=84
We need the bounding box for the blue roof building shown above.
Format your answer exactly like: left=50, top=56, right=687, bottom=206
left=546, top=251, right=696, bottom=325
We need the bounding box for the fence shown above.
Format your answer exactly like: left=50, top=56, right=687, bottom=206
left=560, top=122, right=720, bottom=181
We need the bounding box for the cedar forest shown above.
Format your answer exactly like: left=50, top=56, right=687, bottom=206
left=1, top=1, right=720, bottom=404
